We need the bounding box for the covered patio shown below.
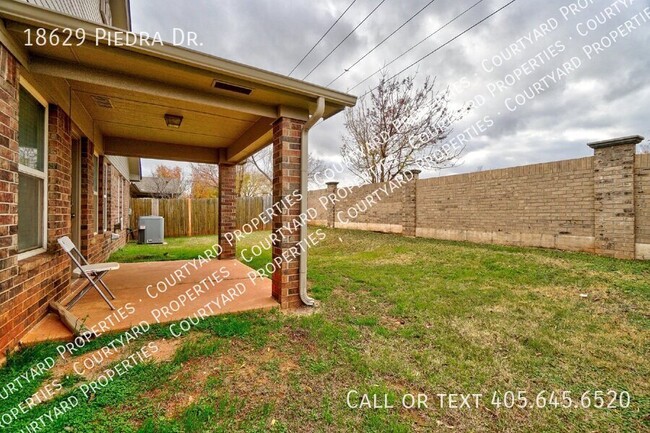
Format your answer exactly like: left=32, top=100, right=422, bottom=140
left=0, top=1, right=355, bottom=350
left=22, top=259, right=275, bottom=344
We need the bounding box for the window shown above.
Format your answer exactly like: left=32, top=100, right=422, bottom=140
left=103, top=161, right=108, bottom=232
left=18, top=83, right=48, bottom=257
left=93, top=155, right=99, bottom=234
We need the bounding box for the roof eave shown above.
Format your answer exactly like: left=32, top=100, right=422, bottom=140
left=0, top=0, right=357, bottom=110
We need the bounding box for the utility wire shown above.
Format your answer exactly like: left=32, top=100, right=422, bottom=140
left=365, top=0, right=518, bottom=97
left=327, top=0, right=439, bottom=87
left=348, top=0, right=486, bottom=92
left=288, top=0, right=358, bottom=76
left=359, top=0, right=518, bottom=97
left=303, top=0, right=389, bottom=80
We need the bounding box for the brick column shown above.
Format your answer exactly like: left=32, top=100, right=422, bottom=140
left=325, top=181, right=338, bottom=228
left=402, top=169, right=420, bottom=237
left=218, top=163, right=237, bottom=259
left=272, top=117, right=305, bottom=309
left=588, top=136, right=641, bottom=259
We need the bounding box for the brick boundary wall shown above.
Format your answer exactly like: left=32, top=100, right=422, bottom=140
left=635, top=153, right=650, bottom=259
left=309, top=136, right=649, bottom=260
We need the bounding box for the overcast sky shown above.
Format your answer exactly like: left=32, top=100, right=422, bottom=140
left=130, top=0, right=650, bottom=184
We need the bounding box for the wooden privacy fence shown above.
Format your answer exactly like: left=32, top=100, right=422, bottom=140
left=130, top=196, right=272, bottom=238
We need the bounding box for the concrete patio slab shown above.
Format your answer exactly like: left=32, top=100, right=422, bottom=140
left=20, top=259, right=276, bottom=345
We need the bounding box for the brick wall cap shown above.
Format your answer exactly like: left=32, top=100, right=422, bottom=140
left=404, top=169, right=422, bottom=176
left=587, top=135, right=644, bottom=149
left=325, top=181, right=339, bottom=186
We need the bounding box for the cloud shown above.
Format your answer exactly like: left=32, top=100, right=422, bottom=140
left=130, top=0, right=650, bottom=183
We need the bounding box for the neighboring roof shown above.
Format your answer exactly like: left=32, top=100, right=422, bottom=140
left=132, top=177, right=182, bottom=197
left=0, top=0, right=356, bottom=165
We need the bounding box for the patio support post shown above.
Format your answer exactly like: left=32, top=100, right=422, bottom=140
left=402, top=169, right=420, bottom=237
left=326, top=182, right=338, bottom=228
left=218, top=163, right=237, bottom=260
left=272, top=117, right=305, bottom=308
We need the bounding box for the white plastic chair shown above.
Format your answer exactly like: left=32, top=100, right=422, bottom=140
left=58, top=236, right=119, bottom=310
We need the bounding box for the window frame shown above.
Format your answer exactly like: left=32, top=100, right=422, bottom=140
left=117, top=176, right=123, bottom=229
left=17, top=78, right=49, bottom=261
left=100, top=0, right=112, bottom=25
left=102, top=161, right=108, bottom=233
left=93, top=155, right=99, bottom=235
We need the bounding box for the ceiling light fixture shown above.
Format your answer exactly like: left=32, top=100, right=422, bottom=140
left=164, top=114, right=183, bottom=129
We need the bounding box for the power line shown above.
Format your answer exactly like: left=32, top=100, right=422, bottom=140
left=348, top=0, right=486, bottom=92
left=327, top=0, right=439, bottom=87
left=365, top=0, right=518, bottom=97
left=303, top=0, right=389, bottom=80
left=288, top=0, right=358, bottom=76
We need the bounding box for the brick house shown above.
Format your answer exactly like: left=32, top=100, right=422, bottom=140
left=0, top=0, right=356, bottom=359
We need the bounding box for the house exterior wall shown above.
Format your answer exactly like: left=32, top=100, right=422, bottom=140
left=18, top=0, right=105, bottom=25
left=0, top=44, right=130, bottom=360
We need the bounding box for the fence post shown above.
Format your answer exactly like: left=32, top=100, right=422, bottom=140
left=326, top=182, right=339, bottom=228
left=588, top=135, right=642, bottom=259
left=187, top=198, right=192, bottom=237
left=402, top=169, right=420, bottom=237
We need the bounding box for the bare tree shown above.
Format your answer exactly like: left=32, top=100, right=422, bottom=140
left=190, top=161, right=271, bottom=198
left=190, top=164, right=219, bottom=198
left=149, top=165, right=188, bottom=198
left=250, top=146, right=327, bottom=187
left=342, top=71, right=469, bottom=183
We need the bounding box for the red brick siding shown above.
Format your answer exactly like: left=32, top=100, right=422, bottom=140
left=0, top=45, right=131, bottom=359
left=271, top=117, right=304, bottom=309
left=218, top=164, right=237, bottom=260
left=0, top=44, right=20, bottom=356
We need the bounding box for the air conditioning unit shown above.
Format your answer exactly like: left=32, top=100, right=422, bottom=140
left=138, top=216, right=164, bottom=244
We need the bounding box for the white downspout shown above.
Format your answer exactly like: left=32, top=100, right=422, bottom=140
left=299, top=96, right=325, bottom=306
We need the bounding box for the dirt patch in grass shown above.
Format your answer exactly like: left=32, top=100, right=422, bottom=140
left=149, top=338, right=182, bottom=362
left=33, top=338, right=181, bottom=405
left=149, top=340, right=301, bottom=418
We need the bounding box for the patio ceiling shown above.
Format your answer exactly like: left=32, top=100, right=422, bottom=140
left=0, top=1, right=356, bottom=164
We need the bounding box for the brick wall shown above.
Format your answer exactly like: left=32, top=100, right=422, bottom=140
left=0, top=44, right=21, bottom=356
left=635, top=154, right=650, bottom=259
left=416, top=157, right=595, bottom=251
left=0, top=45, right=131, bottom=359
left=82, top=149, right=128, bottom=264
left=309, top=139, right=649, bottom=260
left=333, top=181, right=403, bottom=234
left=307, top=189, right=329, bottom=226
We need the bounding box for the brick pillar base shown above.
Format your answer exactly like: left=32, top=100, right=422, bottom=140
left=402, top=170, right=420, bottom=237
left=218, top=163, right=237, bottom=259
left=272, top=117, right=305, bottom=309
left=588, top=136, right=641, bottom=259
left=326, top=181, right=338, bottom=228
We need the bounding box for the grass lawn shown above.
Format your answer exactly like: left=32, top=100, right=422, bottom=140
left=1, top=229, right=649, bottom=432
